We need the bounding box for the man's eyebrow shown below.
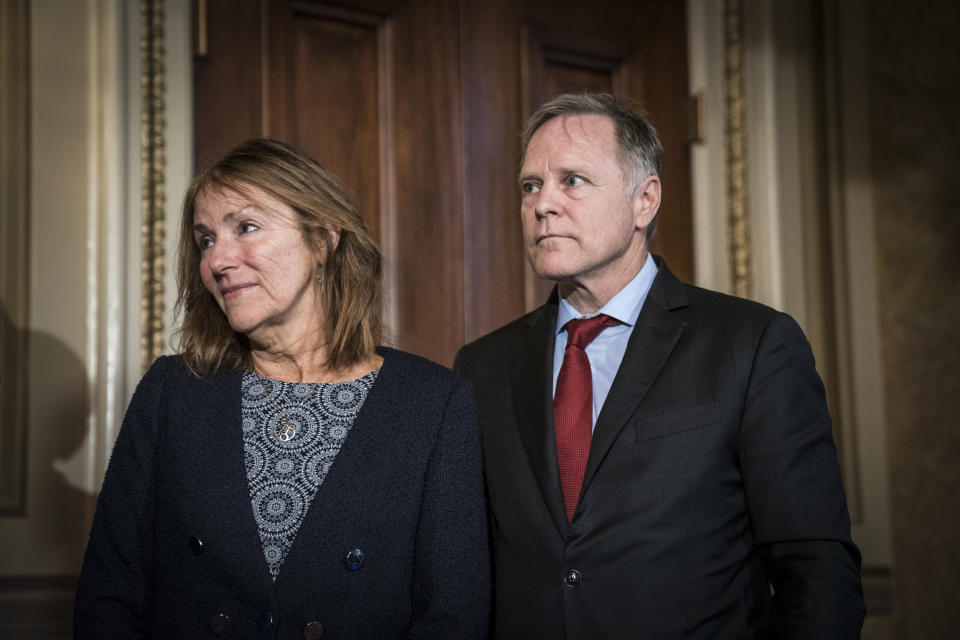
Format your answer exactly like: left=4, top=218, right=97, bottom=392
left=518, top=166, right=585, bottom=185
left=518, top=172, right=540, bottom=186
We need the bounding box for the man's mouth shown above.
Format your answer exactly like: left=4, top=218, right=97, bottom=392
left=536, top=233, right=568, bottom=244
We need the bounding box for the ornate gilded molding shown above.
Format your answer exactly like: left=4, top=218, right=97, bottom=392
left=140, top=0, right=166, bottom=370
left=723, top=0, right=752, bottom=298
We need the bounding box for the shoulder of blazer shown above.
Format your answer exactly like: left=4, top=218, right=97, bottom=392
left=376, top=346, right=464, bottom=394
left=673, top=281, right=782, bottom=337
left=456, top=289, right=559, bottom=362
left=649, top=255, right=780, bottom=327
left=136, top=354, right=243, bottom=423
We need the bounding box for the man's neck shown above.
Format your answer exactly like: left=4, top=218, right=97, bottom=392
left=558, top=251, right=649, bottom=314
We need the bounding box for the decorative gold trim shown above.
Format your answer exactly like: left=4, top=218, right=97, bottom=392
left=194, top=0, right=207, bottom=58
left=140, top=0, right=166, bottom=370
left=723, top=0, right=751, bottom=298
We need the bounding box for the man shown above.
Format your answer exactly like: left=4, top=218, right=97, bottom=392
left=454, top=93, right=865, bottom=638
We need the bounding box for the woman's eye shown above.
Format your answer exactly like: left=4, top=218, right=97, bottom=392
left=197, top=236, right=214, bottom=250
left=566, top=175, right=585, bottom=187
left=239, top=222, right=259, bottom=234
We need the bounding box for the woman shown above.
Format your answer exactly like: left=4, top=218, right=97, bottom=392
left=75, top=139, right=490, bottom=638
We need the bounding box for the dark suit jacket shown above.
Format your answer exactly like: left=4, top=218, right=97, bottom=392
left=75, top=347, right=489, bottom=639
left=454, top=257, right=864, bottom=639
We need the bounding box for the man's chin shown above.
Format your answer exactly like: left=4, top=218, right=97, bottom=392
left=531, top=265, right=575, bottom=283
left=527, top=254, right=571, bottom=281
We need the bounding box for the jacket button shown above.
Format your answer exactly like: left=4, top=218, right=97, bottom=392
left=304, top=621, right=324, bottom=639
left=345, top=548, right=364, bottom=571
left=562, top=569, right=582, bottom=587
left=189, top=535, right=203, bottom=555
left=257, top=611, right=274, bottom=632
left=209, top=613, right=232, bottom=634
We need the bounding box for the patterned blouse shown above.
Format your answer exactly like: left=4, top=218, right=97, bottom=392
left=240, top=369, right=379, bottom=578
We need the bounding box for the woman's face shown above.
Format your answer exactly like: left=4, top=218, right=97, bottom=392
left=193, top=185, right=327, bottom=348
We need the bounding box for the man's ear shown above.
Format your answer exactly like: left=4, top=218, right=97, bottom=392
left=632, top=175, right=661, bottom=232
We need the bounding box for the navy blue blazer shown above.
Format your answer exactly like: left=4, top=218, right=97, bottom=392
left=75, top=347, right=490, bottom=639
left=454, top=257, right=864, bottom=639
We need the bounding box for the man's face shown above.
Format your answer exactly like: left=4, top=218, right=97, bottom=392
left=519, top=114, right=651, bottom=295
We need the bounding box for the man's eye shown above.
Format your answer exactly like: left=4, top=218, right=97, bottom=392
left=566, top=175, right=585, bottom=187
left=521, top=182, right=540, bottom=195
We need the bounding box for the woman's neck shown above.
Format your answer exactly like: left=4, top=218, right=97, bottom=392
left=250, top=346, right=382, bottom=383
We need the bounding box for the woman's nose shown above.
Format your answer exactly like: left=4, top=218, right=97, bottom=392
left=205, top=236, right=238, bottom=274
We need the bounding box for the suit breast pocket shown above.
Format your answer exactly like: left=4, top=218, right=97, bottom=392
left=633, top=400, right=721, bottom=443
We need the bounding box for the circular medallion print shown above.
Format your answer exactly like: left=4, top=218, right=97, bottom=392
left=320, top=381, right=366, bottom=418
left=252, top=483, right=306, bottom=534
left=244, top=441, right=265, bottom=481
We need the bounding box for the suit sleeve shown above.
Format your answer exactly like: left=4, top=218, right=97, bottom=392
left=738, top=312, right=865, bottom=638
left=73, top=359, right=169, bottom=638
left=407, top=379, right=491, bottom=639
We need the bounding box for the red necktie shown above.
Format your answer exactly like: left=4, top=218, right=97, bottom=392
left=554, top=314, right=620, bottom=521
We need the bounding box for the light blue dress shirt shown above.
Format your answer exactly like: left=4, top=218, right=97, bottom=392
left=552, top=256, right=659, bottom=431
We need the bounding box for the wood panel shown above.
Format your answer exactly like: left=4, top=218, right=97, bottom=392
left=517, top=1, right=694, bottom=309
left=194, top=0, right=693, bottom=366
left=265, top=2, right=383, bottom=236
left=389, top=0, right=464, bottom=363
left=626, top=1, right=695, bottom=288
left=192, top=0, right=263, bottom=167
left=460, top=0, right=526, bottom=342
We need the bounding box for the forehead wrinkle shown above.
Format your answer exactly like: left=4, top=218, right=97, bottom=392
left=561, top=115, right=628, bottom=185
left=194, top=203, right=251, bottom=229
left=198, top=181, right=292, bottom=224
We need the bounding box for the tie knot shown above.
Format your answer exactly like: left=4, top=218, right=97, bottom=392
left=563, top=314, right=619, bottom=350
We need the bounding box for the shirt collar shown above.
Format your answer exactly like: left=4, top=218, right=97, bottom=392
left=556, top=254, right=659, bottom=334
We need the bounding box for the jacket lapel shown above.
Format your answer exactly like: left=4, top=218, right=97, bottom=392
left=511, top=292, right=570, bottom=536
left=277, top=348, right=398, bottom=592
left=579, top=259, right=690, bottom=502
left=190, top=366, right=277, bottom=595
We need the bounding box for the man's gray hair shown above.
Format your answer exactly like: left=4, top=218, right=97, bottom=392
left=520, top=93, right=663, bottom=239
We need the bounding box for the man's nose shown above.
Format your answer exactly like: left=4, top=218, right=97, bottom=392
left=533, top=180, right=561, bottom=218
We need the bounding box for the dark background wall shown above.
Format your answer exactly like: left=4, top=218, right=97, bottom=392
left=867, top=1, right=960, bottom=637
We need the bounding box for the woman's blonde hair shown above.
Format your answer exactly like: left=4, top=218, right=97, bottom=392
left=175, top=138, right=384, bottom=376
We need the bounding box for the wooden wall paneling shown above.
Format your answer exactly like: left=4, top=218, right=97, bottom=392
left=268, top=2, right=384, bottom=237
left=460, top=0, right=526, bottom=341
left=193, top=0, right=693, bottom=365
left=192, top=0, right=264, bottom=168
left=518, top=1, right=694, bottom=289
left=625, top=1, right=694, bottom=284
left=544, top=62, right=615, bottom=97
left=197, top=0, right=465, bottom=365
left=390, top=0, right=465, bottom=365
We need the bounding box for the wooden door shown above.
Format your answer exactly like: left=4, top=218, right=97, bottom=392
left=194, top=0, right=694, bottom=366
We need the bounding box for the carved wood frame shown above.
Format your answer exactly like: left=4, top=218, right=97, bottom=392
left=140, top=0, right=166, bottom=369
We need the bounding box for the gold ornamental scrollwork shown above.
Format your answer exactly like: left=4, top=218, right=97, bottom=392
left=723, top=0, right=752, bottom=298
left=140, top=0, right=166, bottom=371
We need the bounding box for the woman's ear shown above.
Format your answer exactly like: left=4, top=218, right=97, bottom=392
left=314, top=227, right=341, bottom=268
left=325, top=227, right=341, bottom=254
